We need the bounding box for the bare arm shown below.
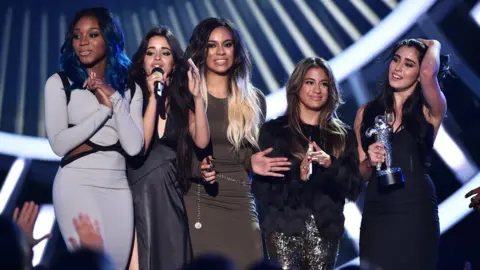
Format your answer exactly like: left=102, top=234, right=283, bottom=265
left=142, top=95, right=157, bottom=153
left=354, top=105, right=373, bottom=181
left=187, top=58, right=210, bottom=149
left=189, top=96, right=210, bottom=148
left=142, top=72, right=167, bottom=153
left=418, top=39, right=447, bottom=132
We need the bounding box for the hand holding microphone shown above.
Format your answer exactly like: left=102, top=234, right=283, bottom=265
left=152, top=67, right=165, bottom=98
left=147, top=67, right=166, bottom=119
left=146, top=67, right=165, bottom=97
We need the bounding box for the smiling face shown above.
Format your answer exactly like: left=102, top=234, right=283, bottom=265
left=143, top=35, right=174, bottom=77
left=388, top=45, right=421, bottom=91
left=205, top=26, right=235, bottom=76
left=72, top=16, right=107, bottom=66
left=298, top=67, right=330, bottom=112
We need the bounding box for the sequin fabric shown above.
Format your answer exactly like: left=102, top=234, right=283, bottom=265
left=266, top=216, right=339, bottom=270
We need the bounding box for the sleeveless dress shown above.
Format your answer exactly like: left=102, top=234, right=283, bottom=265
left=127, top=112, right=193, bottom=270
left=183, top=93, right=265, bottom=269
left=360, top=127, right=439, bottom=270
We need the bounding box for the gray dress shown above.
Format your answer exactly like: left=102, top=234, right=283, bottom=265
left=44, top=73, right=144, bottom=269
left=183, top=92, right=266, bottom=269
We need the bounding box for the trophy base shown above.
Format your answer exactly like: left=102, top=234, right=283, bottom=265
left=376, top=167, right=404, bottom=191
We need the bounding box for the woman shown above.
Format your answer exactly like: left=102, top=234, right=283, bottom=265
left=183, top=17, right=290, bottom=268
left=126, top=26, right=209, bottom=270
left=44, top=7, right=143, bottom=269
left=355, top=39, right=449, bottom=270
left=252, top=57, right=361, bottom=269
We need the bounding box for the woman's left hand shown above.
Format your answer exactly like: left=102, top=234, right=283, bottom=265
left=187, top=58, right=202, bottom=99
left=308, top=141, right=332, bottom=168
left=88, top=71, right=117, bottom=97
left=251, top=148, right=291, bottom=177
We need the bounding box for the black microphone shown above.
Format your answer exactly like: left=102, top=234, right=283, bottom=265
left=151, top=67, right=166, bottom=119
left=152, top=67, right=164, bottom=98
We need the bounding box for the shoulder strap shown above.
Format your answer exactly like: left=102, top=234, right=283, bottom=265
left=57, top=71, right=71, bottom=104
left=128, top=80, right=136, bottom=104
left=57, top=73, right=136, bottom=105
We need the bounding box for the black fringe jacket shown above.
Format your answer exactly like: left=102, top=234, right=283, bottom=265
left=252, top=116, right=362, bottom=239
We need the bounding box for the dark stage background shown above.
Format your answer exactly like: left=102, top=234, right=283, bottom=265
left=0, top=0, right=479, bottom=269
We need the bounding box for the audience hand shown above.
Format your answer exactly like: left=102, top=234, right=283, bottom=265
left=12, top=201, right=52, bottom=247
left=69, top=213, right=103, bottom=251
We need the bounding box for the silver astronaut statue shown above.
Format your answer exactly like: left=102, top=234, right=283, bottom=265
left=365, top=115, right=404, bottom=188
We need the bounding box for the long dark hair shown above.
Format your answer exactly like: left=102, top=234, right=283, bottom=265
left=185, top=17, right=251, bottom=82
left=184, top=17, right=264, bottom=152
left=128, top=26, right=194, bottom=193
left=60, top=7, right=131, bottom=95
left=361, top=39, right=450, bottom=158
left=286, top=57, right=348, bottom=159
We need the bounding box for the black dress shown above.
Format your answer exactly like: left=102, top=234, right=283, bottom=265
left=359, top=123, right=439, bottom=270
left=127, top=112, right=193, bottom=270
left=252, top=116, right=362, bottom=269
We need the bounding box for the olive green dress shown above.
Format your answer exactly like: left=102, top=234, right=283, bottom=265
left=184, top=92, right=266, bottom=269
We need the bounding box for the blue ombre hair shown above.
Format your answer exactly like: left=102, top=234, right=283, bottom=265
left=60, top=7, right=131, bottom=95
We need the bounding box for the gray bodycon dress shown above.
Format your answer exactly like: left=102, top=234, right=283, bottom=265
left=44, top=73, right=144, bottom=269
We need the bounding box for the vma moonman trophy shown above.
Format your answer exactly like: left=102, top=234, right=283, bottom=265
left=365, top=115, right=404, bottom=188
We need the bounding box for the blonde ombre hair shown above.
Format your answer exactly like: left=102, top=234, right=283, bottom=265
left=186, top=18, right=264, bottom=152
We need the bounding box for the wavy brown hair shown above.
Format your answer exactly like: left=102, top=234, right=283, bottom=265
left=286, top=57, right=348, bottom=159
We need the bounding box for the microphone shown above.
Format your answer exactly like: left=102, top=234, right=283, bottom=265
left=151, top=67, right=166, bottom=120
left=152, top=67, right=164, bottom=98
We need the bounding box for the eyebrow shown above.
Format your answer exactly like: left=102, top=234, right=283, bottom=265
left=146, top=46, right=171, bottom=51
left=394, top=54, right=417, bottom=65
left=73, top=27, right=100, bottom=31
left=207, top=39, right=233, bottom=43
left=304, top=78, right=328, bottom=82
left=405, top=57, right=417, bottom=64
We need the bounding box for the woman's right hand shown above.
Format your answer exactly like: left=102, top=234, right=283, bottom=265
left=93, top=87, right=112, bottom=109
left=200, top=156, right=216, bottom=184
left=146, top=71, right=166, bottom=97
left=367, top=142, right=386, bottom=167
left=300, top=155, right=312, bottom=181
left=83, top=72, right=112, bottom=109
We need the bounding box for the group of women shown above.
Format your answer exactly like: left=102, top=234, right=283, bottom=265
left=45, top=6, right=451, bottom=270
